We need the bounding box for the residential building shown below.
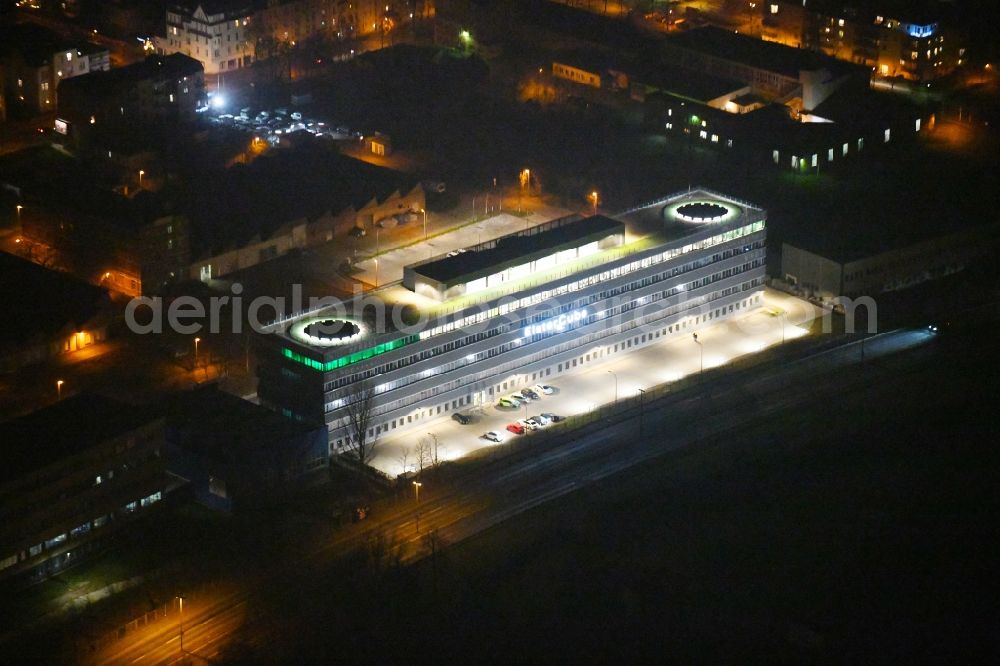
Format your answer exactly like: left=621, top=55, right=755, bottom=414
left=762, top=0, right=964, bottom=81
left=57, top=53, right=205, bottom=130
left=157, top=1, right=256, bottom=76
left=0, top=395, right=165, bottom=582
left=154, top=1, right=379, bottom=77
left=0, top=23, right=110, bottom=115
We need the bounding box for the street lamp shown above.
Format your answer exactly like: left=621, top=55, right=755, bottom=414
left=138, top=169, right=144, bottom=186
left=178, top=595, right=185, bottom=654
left=419, top=208, right=427, bottom=241
left=413, top=480, right=422, bottom=532
left=194, top=336, right=201, bottom=361
left=779, top=311, right=787, bottom=344
left=637, top=388, right=646, bottom=435
left=15, top=204, right=23, bottom=225
left=589, top=191, right=599, bottom=215
left=56, top=379, right=64, bottom=400
left=607, top=370, right=618, bottom=403
left=692, top=333, right=703, bottom=374
left=374, top=225, right=381, bottom=288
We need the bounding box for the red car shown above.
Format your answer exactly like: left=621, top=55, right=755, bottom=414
left=506, top=422, right=525, bottom=435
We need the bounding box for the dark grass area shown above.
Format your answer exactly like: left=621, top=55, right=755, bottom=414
left=393, top=321, right=1000, bottom=662
left=243, top=313, right=1000, bottom=663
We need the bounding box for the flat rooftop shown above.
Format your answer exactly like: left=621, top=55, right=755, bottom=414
left=0, top=252, right=110, bottom=348
left=166, top=385, right=324, bottom=461
left=665, top=26, right=859, bottom=80
left=0, top=394, right=159, bottom=485
left=633, top=62, right=748, bottom=103
left=410, top=215, right=625, bottom=285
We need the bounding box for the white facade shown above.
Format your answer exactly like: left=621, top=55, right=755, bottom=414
left=258, top=191, right=768, bottom=454
left=158, top=3, right=254, bottom=75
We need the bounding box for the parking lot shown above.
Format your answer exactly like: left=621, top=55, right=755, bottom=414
left=367, top=288, right=822, bottom=476
left=204, top=101, right=360, bottom=147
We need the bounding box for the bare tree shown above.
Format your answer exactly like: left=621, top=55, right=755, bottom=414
left=396, top=447, right=412, bottom=477
left=415, top=438, right=433, bottom=474
left=343, top=380, right=380, bottom=465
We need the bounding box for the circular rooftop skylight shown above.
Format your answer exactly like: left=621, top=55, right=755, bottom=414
left=664, top=199, right=739, bottom=225
left=289, top=316, right=367, bottom=347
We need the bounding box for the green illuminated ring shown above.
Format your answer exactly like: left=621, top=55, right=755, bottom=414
left=289, top=316, right=368, bottom=347
left=665, top=200, right=740, bottom=225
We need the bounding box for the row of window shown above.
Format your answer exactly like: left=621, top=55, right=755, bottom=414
left=333, top=290, right=765, bottom=446
left=319, top=240, right=764, bottom=394
left=0, top=492, right=161, bottom=572
left=331, top=273, right=764, bottom=421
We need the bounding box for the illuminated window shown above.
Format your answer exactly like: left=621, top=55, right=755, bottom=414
left=883, top=129, right=891, bottom=143
left=838, top=18, right=844, bottom=27
left=65, top=52, right=73, bottom=61
left=770, top=4, right=778, bottom=13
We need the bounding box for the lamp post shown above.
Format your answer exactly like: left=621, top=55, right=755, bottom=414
left=178, top=595, right=185, bottom=654
left=779, top=311, right=786, bottom=344
left=413, top=480, right=422, bottom=533
left=138, top=170, right=144, bottom=187
left=589, top=191, right=599, bottom=215
left=607, top=370, right=618, bottom=403
left=374, top=225, right=380, bottom=287
left=419, top=208, right=427, bottom=242
left=56, top=379, right=64, bottom=400
left=692, top=333, right=703, bottom=374
left=637, top=388, right=646, bottom=436
left=519, top=168, right=530, bottom=213
left=15, top=204, right=23, bottom=229
left=194, top=336, right=200, bottom=361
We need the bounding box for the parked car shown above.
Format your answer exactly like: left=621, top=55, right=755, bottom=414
left=511, top=391, right=532, bottom=403
left=521, top=388, right=540, bottom=401
left=482, top=431, right=502, bottom=443
left=533, top=414, right=551, bottom=426
left=506, top=422, right=525, bottom=435
left=451, top=412, right=471, bottom=425
left=498, top=397, right=520, bottom=409
left=534, top=384, right=556, bottom=395
left=541, top=412, right=564, bottom=422
left=519, top=418, right=538, bottom=431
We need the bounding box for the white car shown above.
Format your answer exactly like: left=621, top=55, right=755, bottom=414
left=533, top=414, right=551, bottom=426
left=534, top=384, right=556, bottom=395
left=519, top=418, right=539, bottom=431
left=511, top=391, right=532, bottom=403
left=482, top=431, right=502, bottom=443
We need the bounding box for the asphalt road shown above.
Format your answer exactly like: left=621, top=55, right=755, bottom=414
left=88, top=327, right=935, bottom=663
